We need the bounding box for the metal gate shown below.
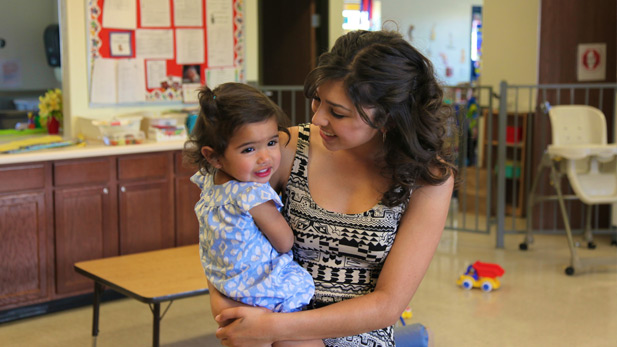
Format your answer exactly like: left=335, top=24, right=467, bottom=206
left=258, top=83, right=617, bottom=248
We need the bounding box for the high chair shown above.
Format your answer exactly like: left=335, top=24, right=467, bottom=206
left=521, top=105, right=617, bottom=275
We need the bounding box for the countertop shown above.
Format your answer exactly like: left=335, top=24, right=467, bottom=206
left=0, top=139, right=186, bottom=165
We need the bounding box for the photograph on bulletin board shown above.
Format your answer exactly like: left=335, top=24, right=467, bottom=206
left=86, top=0, right=245, bottom=106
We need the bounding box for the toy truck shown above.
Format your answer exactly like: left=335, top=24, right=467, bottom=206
left=456, top=261, right=505, bottom=292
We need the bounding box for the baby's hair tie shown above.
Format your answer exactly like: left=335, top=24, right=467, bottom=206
left=213, top=95, right=216, bottom=100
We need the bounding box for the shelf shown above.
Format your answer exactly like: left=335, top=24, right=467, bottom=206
left=481, top=110, right=529, bottom=218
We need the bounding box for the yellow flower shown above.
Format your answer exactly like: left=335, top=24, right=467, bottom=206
left=38, top=88, right=63, bottom=124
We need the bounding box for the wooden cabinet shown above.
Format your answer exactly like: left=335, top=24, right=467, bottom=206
left=174, top=152, right=200, bottom=246
left=53, top=158, right=118, bottom=294
left=0, top=149, right=199, bottom=312
left=0, top=164, right=50, bottom=310
left=117, top=152, right=174, bottom=254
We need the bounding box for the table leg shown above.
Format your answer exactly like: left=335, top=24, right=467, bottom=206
left=152, top=303, right=161, bottom=347
left=92, top=282, right=103, bottom=345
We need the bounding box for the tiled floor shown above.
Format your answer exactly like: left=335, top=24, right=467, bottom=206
left=1, top=226, right=617, bottom=346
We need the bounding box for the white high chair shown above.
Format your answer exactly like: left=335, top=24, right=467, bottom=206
left=521, top=105, right=617, bottom=275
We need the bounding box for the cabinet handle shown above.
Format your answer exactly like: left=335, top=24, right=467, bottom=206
left=121, top=186, right=126, bottom=193
left=103, top=188, right=109, bottom=194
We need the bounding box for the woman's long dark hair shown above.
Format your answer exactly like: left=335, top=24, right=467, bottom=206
left=304, top=30, right=457, bottom=207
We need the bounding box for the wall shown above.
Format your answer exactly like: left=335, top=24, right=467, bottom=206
left=59, top=0, right=541, bottom=136
left=0, top=0, right=60, bottom=91
left=381, top=0, right=482, bottom=86
left=481, top=0, right=540, bottom=96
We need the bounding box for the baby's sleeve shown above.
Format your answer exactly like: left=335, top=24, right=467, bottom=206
left=236, top=183, right=282, bottom=213
left=190, top=171, right=205, bottom=189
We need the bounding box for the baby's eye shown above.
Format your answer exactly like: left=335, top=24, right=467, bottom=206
left=241, top=147, right=254, bottom=153
left=267, top=139, right=278, bottom=146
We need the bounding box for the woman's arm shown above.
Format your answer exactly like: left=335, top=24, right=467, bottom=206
left=215, top=175, right=454, bottom=345
left=250, top=201, right=294, bottom=253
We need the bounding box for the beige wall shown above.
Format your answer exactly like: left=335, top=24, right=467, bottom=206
left=61, top=0, right=193, bottom=137
left=60, top=0, right=540, bottom=136
left=481, top=0, right=540, bottom=96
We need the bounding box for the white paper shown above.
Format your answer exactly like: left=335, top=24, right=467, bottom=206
left=140, top=0, right=171, bottom=27
left=577, top=43, right=607, bottom=81
left=146, top=60, right=168, bottom=89
left=110, top=32, right=132, bottom=57
left=117, top=59, right=146, bottom=103
left=176, top=29, right=205, bottom=64
left=90, top=58, right=118, bottom=104
left=206, top=67, right=237, bottom=88
left=174, top=0, right=203, bottom=26
left=0, top=59, right=22, bottom=87
left=136, top=29, right=174, bottom=59
left=102, top=0, right=137, bottom=30
left=206, top=0, right=234, bottom=67
left=182, top=83, right=201, bottom=103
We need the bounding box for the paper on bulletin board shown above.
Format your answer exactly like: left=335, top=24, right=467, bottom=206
left=136, top=29, right=174, bottom=59
left=90, top=58, right=117, bottom=104
left=206, top=67, right=238, bottom=89
left=140, top=0, right=172, bottom=27
left=102, top=0, right=136, bottom=29
left=90, top=58, right=147, bottom=104
left=206, top=0, right=234, bottom=67
left=146, top=60, right=167, bottom=89
left=174, top=0, right=203, bottom=26
left=176, top=29, right=205, bottom=64
left=117, top=59, right=146, bottom=103
left=182, top=83, right=201, bottom=103
left=577, top=43, right=606, bottom=81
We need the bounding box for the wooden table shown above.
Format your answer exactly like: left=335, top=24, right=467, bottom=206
left=74, top=244, right=209, bottom=347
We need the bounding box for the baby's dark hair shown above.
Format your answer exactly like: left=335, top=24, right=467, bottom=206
left=184, top=82, right=290, bottom=174
left=305, top=30, right=457, bottom=207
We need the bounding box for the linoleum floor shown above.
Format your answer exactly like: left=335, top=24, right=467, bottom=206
left=1, top=223, right=617, bottom=346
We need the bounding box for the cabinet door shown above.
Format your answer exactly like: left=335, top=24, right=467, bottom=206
left=118, top=180, right=174, bottom=254
left=175, top=176, right=200, bottom=245
left=54, top=185, right=117, bottom=294
left=0, top=192, right=48, bottom=309
left=174, top=152, right=200, bottom=246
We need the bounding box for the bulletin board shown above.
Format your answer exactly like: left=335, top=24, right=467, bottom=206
left=86, top=0, right=245, bottom=105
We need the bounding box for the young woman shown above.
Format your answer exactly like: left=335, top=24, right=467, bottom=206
left=209, top=30, right=456, bottom=346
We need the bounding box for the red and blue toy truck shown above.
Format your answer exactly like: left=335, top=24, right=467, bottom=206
left=456, top=261, right=505, bottom=292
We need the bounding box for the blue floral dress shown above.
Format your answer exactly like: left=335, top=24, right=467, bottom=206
left=192, top=172, right=315, bottom=313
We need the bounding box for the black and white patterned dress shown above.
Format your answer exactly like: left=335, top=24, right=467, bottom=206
left=282, top=124, right=410, bottom=347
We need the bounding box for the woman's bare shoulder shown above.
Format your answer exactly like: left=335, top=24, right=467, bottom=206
left=271, top=126, right=300, bottom=193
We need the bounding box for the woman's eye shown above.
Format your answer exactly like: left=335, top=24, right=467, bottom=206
left=330, top=109, right=344, bottom=119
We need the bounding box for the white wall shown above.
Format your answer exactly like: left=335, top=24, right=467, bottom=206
left=381, top=0, right=482, bottom=85
left=0, top=0, right=60, bottom=91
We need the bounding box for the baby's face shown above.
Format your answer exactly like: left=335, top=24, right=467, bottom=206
left=217, top=117, right=281, bottom=184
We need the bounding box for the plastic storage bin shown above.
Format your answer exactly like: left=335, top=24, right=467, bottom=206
left=91, top=115, right=144, bottom=146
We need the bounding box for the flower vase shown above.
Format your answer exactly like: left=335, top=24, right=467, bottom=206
left=47, top=115, right=60, bottom=134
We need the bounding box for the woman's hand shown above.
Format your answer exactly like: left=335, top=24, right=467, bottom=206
left=215, top=306, right=274, bottom=347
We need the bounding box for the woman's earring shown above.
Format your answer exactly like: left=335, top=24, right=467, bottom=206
left=382, top=131, right=387, bottom=143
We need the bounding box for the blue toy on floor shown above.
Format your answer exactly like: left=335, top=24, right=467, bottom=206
left=394, top=323, right=430, bottom=346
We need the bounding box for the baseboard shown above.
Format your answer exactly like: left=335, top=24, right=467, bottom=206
left=0, top=290, right=126, bottom=324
